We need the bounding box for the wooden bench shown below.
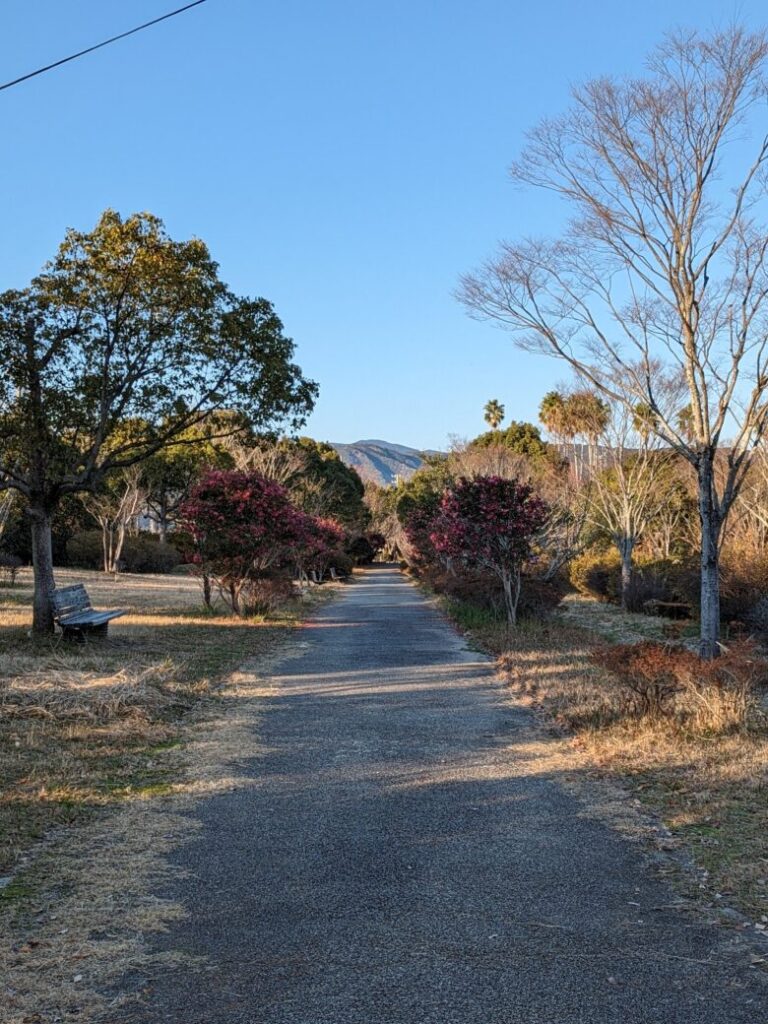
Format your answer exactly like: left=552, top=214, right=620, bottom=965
left=51, top=584, right=125, bottom=640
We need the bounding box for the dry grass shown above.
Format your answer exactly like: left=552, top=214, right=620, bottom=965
left=443, top=601, right=768, bottom=922
left=0, top=567, right=338, bottom=1023
left=0, top=567, right=307, bottom=876
left=557, top=592, right=700, bottom=647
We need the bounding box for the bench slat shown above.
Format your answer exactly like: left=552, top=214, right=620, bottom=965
left=59, top=609, right=125, bottom=626
left=52, top=585, right=91, bottom=614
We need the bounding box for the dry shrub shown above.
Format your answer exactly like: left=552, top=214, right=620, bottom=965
left=591, top=640, right=766, bottom=733
left=67, top=530, right=182, bottom=574
left=591, top=642, right=682, bottom=718
left=568, top=550, right=620, bottom=602
left=657, top=547, right=768, bottom=625
left=240, top=577, right=297, bottom=617
left=569, top=550, right=694, bottom=613
left=676, top=642, right=767, bottom=734
left=719, top=547, right=768, bottom=623
left=519, top=574, right=570, bottom=618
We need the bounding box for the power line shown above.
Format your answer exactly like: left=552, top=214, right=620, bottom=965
left=0, top=0, right=209, bottom=93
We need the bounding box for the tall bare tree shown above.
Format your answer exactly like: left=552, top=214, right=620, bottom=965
left=460, top=27, right=768, bottom=657
left=584, top=400, right=672, bottom=607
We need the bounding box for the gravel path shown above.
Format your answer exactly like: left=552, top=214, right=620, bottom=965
left=125, top=566, right=765, bottom=1022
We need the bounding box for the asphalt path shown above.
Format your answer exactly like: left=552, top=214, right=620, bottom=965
left=125, top=566, right=766, bottom=1023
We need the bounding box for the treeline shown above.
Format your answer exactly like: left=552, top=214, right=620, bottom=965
left=366, top=389, right=768, bottom=640
left=1, top=431, right=372, bottom=572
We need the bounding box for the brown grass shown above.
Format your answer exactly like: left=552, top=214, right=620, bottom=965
left=0, top=567, right=339, bottom=1023
left=0, top=567, right=306, bottom=876
left=445, top=602, right=768, bottom=922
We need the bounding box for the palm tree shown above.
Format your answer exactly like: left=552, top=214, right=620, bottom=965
left=538, top=391, right=570, bottom=439
left=483, top=399, right=505, bottom=431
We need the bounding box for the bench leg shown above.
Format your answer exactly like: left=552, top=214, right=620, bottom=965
left=61, top=624, right=109, bottom=642
left=62, top=626, right=86, bottom=643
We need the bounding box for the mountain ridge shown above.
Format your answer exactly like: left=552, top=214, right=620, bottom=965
left=330, top=439, right=438, bottom=486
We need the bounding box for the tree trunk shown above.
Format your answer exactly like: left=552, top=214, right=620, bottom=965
left=158, top=493, right=169, bottom=544
left=202, top=573, right=212, bottom=608
left=698, top=455, right=722, bottom=660
left=30, top=510, right=56, bottom=634
left=501, top=568, right=521, bottom=626
left=113, top=520, right=128, bottom=572
left=617, top=536, right=635, bottom=611
left=100, top=520, right=111, bottom=573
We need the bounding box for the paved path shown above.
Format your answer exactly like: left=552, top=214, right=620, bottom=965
left=127, top=567, right=765, bottom=1022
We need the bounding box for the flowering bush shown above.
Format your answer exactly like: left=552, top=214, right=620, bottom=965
left=429, top=476, right=549, bottom=624
left=402, top=497, right=442, bottom=571
left=303, top=517, right=348, bottom=581
left=179, top=470, right=310, bottom=614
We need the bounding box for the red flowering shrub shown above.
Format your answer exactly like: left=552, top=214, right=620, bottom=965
left=430, top=476, right=548, bottom=624
left=179, top=470, right=310, bottom=615
left=303, top=517, right=348, bottom=581
left=403, top=498, right=442, bottom=571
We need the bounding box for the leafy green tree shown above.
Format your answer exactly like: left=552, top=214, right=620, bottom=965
left=0, top=210, right=317, bottom=632
left=287, top=438, right=368, bottom=529
left=471, top=421, right=558, bottom=467
left=394, top=455, right=453, bottom=527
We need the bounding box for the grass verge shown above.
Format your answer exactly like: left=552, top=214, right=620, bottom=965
left=440, top=595, right=768, bottom=923
left=0, top=567, right=328, bottom=879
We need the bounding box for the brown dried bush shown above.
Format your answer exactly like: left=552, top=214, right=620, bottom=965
left=591, top=642, right=683, bottom=718
left=591, top=640, right=766, bottom=733
left=240, top=577, right=297, bottom=617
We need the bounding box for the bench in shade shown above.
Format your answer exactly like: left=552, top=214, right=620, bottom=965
left=51, top=583, right=125, bottom=640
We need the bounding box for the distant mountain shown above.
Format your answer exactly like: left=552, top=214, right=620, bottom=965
left=331, top=439, right=439, bottom=486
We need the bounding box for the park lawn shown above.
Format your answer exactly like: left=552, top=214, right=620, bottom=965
left=0, top=567, right=306, bottom=879
left=445, top=598, right=768, bottom=924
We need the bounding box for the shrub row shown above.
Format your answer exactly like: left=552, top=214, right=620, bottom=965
left=67, top=530, right=182, bottom=574
left=423, top=565, right=568, bottom=620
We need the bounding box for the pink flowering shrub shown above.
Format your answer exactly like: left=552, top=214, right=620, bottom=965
left=179, top=470, right=310, bottom=614
left=430, top=476, right=549, bottom=624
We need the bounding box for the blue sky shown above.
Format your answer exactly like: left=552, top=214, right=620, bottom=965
left=0, top=1, right=760, bottom=450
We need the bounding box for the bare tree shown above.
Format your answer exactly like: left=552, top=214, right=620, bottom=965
left=447, top=438, right=533, bottom=482
left=82, top=467, right=146, bottom=574
left=728, top=440, right=768, bottom=550
left=584, top=400, right=673, bottom=607
left=460, top=27, right=768, bottom=657
left=225, top=436, right=308, bottom=484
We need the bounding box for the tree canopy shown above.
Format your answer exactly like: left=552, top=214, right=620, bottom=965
left=0, top=210, right=317, bottom=631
